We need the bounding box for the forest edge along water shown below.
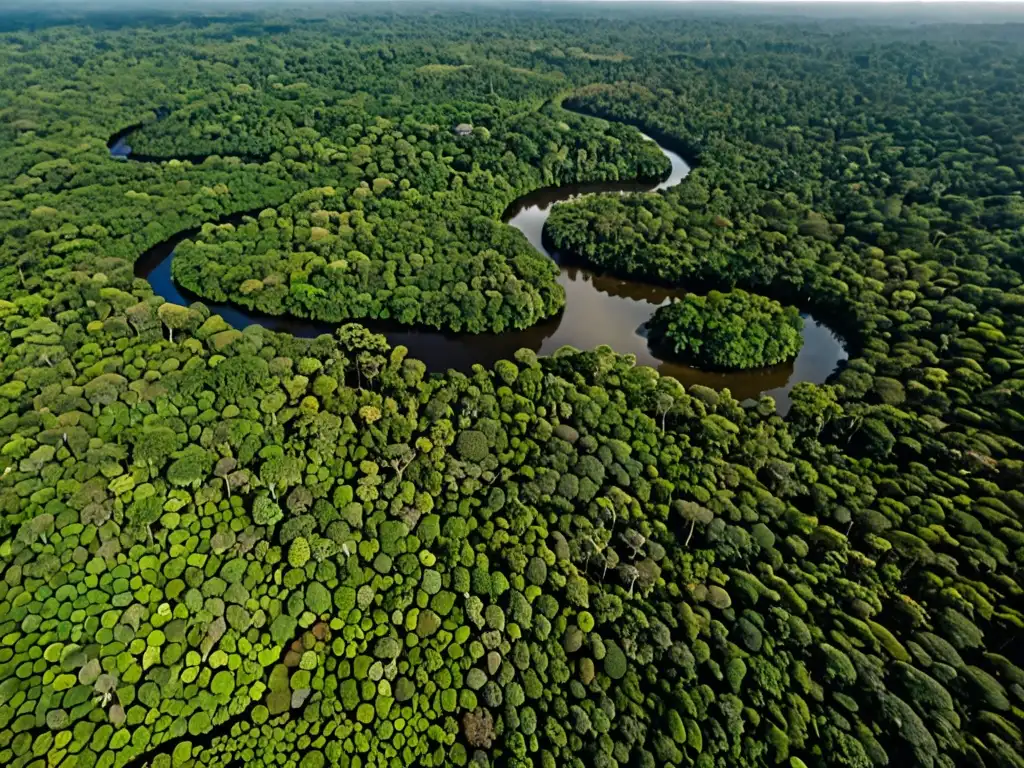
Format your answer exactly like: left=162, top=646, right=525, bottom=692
left=115, top=116, right=847, bottom=413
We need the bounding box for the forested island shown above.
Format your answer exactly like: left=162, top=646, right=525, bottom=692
left=646, top=290, right=804, bottom=370
left=0, top=5, right=1022, bottom=768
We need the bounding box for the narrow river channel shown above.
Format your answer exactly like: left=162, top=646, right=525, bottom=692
left=119, top=120, right=846, bottom=412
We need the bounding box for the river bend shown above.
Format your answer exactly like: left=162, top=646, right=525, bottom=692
left=115, top=119, right=847, bottom=412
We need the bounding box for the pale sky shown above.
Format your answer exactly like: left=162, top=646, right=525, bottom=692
left=632, top=0, right=1024, bottom=3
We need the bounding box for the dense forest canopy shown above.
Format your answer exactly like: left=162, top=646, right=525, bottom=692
left=0, top=6, right=1023, bottom=768
left=164, top=107, right=668, bottom=334
left=646, top=290, right=804, bottom=370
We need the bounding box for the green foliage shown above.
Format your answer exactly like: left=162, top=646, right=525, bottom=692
left=288, top=537, right=311, bottom=568
left=603, top=641, right=627, bottom=680
left=1, top=10, right=1022, bottom=768
left=253, top=495, right=283, bottom=527
left=647, top=289, right=803, bottom=369
left=456, top=430, right=490, bottom=463
left=305, top=582, right=331, bottom=615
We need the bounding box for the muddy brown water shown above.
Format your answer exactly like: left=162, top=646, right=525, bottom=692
left=125, top=124, right=846, bottom=412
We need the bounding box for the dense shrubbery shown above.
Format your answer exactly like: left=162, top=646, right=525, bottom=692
left=151, top=105, right=667, bottom=333
left=173, top=194, right=566, bottom=333
left=647, top=289, right=803, bottom=369
left=0, top=8, right=1023, bottom=768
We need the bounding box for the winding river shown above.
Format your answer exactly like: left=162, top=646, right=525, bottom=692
left=116, top=123, right=846, bottom=413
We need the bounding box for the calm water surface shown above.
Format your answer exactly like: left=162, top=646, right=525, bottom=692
left=124, top=125, right=846, bottom=412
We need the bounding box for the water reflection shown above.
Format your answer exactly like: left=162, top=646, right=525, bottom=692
left=126, top=122, right=846, bottom=412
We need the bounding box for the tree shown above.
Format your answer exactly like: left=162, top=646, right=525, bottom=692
left=357, top=351, right=384, bottom=390
left=7, top=18, right=1024, bottom=768
left=620, top=528, right=646, bottom=559
left=125, top=303, right=158, bottom=335
left=288, top=537, right=311, bottom=568
left=261, top=455, right=302, bottom=500
left=126, top=496, right=162, bottom=541
left=386, top=443, right=416, bottom=482
left=674, top=500, right=714, bottom=547
left=133, top=427, right=178, bottom=470
left=253, top=495, right=283, bottom=527
left=601, top=546, right=620, bottom=579
left=646, top=290, right=804, bottom=369
left=462, top=708, right=495, bottom=749
left=214, top=457, right=237, bottom=497
left=652, top=378, right=685, bottom=431
left=456, top=430, right=490, bottom=463
left=166, top=445, right=214, bottom=488
left=619, top=565, right=640, bottom=597
left=157, top=303, right=197, bottom=343
left=789, top=382, right=843, bottom=439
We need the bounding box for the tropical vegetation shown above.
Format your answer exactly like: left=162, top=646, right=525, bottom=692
left=0, top=6, right=1022, bottom=768
left=646, top=290, right=803, bottom=370
left=168, top=107, right=667, bottom=334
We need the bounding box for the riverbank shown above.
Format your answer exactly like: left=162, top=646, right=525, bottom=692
left=114, top=113, right=846, bottom=411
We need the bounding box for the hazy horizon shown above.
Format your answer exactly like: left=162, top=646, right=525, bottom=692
left=2, top=0, right=1023, bottom=28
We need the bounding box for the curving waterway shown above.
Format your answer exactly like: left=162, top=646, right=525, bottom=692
left=117, top=122, right=846, bottom=413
